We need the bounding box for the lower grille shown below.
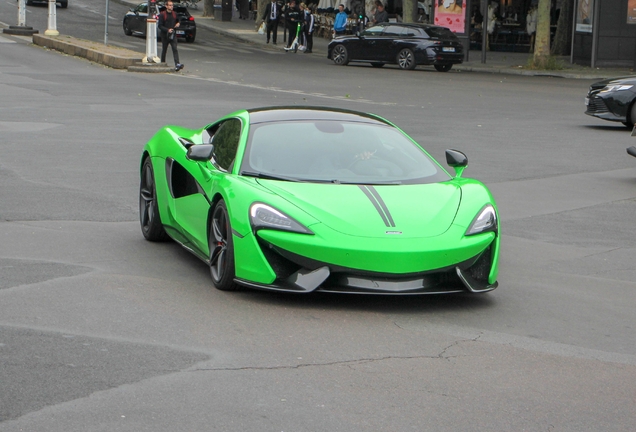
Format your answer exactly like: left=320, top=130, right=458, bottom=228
left=586, top=97, right=609, bottom=114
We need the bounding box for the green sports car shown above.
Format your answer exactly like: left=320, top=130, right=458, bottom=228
left=139, top=106, right=500, bottom=294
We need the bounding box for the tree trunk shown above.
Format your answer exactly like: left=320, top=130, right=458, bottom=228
left=551, top=0, right=573, bottom=55
left=255, top=0, right=267, bottom=29
left=203, top=0, right=214, bottom=17
left=402, top=0, right=417, bottom=23
left=532, top=0, right=551, bottom=68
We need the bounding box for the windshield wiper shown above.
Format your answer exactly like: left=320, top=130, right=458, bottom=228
left=240, top=171, right=300, bottom=182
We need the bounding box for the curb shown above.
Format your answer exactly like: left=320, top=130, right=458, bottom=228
left=33, top=34, right=142, bottom=69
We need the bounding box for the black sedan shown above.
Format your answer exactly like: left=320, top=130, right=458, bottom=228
left=24, top=0, right=68, bottom=7
left=585, top=76, right=636, bottom=127
left=123, top=2, right=197, bottom=43
left=327, top=23, right=463, bottom=72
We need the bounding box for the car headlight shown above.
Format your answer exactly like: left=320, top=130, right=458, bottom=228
left=250, top=203, right=313, bottom=234
left=600, top=84, right=633, bottom=93
left=466, top=204, right=497, bottom=236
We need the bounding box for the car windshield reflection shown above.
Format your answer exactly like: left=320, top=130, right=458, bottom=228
left=242, top=121, right=450, bottom=185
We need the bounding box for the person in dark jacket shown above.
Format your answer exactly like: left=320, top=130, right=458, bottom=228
left=158, top=1, right=184, bottom=71
left=302, top=4, right=315, bottom=53
left=283, top=0, right=302, bottom=48
left=262, top=0, right=282, bottom=44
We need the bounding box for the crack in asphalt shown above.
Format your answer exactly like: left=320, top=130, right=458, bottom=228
left=193, top=335, right=483, bottom=372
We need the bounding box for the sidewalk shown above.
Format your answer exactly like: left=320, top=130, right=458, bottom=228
left=176, top=2, right=633, bottom=80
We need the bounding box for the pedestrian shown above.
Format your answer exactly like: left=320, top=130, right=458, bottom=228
left=284, top=0, right=302, bottom=49
left=158, top=1, right=184, bottom=71
left=263, top=0, right=281, bottom=44
left=371, top=2, right=388, bottom=25
left=303, top=4, right=315, bottom=53
left=333, top=4, right=348, bottom=36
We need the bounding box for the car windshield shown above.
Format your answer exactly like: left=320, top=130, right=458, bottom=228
left=241, top=120, right=450, bottom=185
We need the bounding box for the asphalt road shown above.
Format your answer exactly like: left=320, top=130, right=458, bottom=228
left=1, top=1, right=636, bottom=430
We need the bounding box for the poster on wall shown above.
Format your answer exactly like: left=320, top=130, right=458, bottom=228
left=434, top=0, right=466, bottom=34
left=628, top=0, right=636, bottom=24
left=576, top=0, right=593, bottom=32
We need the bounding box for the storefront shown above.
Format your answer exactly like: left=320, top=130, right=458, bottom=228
left=572, top=0, right=636, bottom=68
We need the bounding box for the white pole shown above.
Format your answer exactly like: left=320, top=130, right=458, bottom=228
left=144, top=18, right=159, bottom=63
left=44, top=0, right=59, bottom=36
left=18, top=0, right=26, bottom=27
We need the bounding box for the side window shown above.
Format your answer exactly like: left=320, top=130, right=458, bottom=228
left=139, top=4, right=148, bottom=13
left=383, top=25, right=404, bottom=37
left=362, top=25, right=384, bottom=36
left=211, top=118, right=242, bottom=172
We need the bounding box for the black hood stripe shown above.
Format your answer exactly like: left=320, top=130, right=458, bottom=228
left=358, top=185, right=395, bottom=227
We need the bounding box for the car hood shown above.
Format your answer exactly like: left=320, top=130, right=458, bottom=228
left=257, top=180, right=462, bottom=238
left=591, top=76, right=636, bottom=89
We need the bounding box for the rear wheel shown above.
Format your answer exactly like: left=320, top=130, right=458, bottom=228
left=332, top=44, right=349, bottom=66
left=209, top=200, right=239, bottom=291
left=59, top=0, right=67, bottom=8
left=123, top=19, right=132, bottom=36
left=397, top=48, right=416, bottom=70
left=139, top=158, right=169, bottom=242
left=371, top=62, right=385, bottom=68
left=434, top=63, right=453, bottom=72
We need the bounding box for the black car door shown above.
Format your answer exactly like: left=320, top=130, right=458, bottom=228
left=377, top=25, right=406, bottom=62
left=131, top=3, right=149, bottom=34
left=357, top=25, right=385, bottom=60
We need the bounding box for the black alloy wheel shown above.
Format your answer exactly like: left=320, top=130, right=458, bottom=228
left=397, top=48, right=416, bottom=70
left=434, top=63, right=452, bottom=72
left=371, top=62, right=385, bottom=68
left=332, top=44, right=349, bottom=66
left=123, top=20, right=133, bottom=36
left=139, top=158, right=169, bottom=241
left=209, top=200, right=238, bottom=291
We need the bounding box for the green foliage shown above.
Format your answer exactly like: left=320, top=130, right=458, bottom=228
left=525, top=55, right=565, bottom=71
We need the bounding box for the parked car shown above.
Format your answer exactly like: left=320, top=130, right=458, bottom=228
left=139, top=106, right=500, bottom=294
left=24, top=0, right=68, bottom=7
left=327, top=23, right=463, bottom=72
left=123, top=2, right=196, bottom=43
left=585, top=76, right=636, bottom=127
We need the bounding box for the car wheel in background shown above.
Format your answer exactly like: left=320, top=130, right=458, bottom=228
left=60, top=0, right=67, bottom=7
left=623, top=102, right=636, bottom=128
left=139, top=158, right=169, bottom=242
left=209, top=200, right=239, bottom=291
left=123, top=19, right=133, bottom=36
left=397, top=48, right=416, bottom=70
left=332, top=44, right=349, bottom=66
left=434, top=63, right=452, bottom=72
left=371, top=62, right=385, bottom=68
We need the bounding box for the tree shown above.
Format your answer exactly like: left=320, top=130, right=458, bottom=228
left=203, top=0, right=214, bottom=17
left=532, top=0, right=551, bottom=68
left=551, top=0, right=573, bottom=56
left=402, top=0, right=417, bottom=23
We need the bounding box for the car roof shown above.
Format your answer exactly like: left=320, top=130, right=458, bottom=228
left=246, top=106, right=392, bottom=126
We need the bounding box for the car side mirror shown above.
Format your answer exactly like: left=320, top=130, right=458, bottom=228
left=445, top=149, right=468, bottom=178
left=187, top=144, right=215, bottom=161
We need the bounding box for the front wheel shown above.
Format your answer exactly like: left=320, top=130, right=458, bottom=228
left=332, top=44, right=349, bottom=66
left=139, top=158, right=169, bottom=242
left=209, top=200, right=239, bottom=291
left=397, top=48, right=416, bottom=70
left=123, top=20, right=132, bottom=36
left=434, top=63, right=452, bottom=72
left=624, top=102, right=636, bottom=128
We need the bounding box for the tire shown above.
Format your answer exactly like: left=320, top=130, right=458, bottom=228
left=59, top=1, right=67, bottom=8
left=434, top=63, right=452, bottom=72
left=209, top=200, right=239, bottom=291
left=397, top=48, right=416, bottom=70
left=139, top=158, right=169, bottom=242
left=371, top=62, right=385, bottom=68
left=624, top=102, right=636, bottom=128
left=26, top=0, right=33, bottom=5
left=123, top=19, right=132, bottom=36
left=332, top=44, right=349, bottom=66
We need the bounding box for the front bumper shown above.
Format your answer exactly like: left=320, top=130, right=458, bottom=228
left=585, top=89, right=635, bottom=123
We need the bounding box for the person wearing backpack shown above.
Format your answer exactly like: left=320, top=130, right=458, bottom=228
left=158, top=1, right=184, bottom=71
